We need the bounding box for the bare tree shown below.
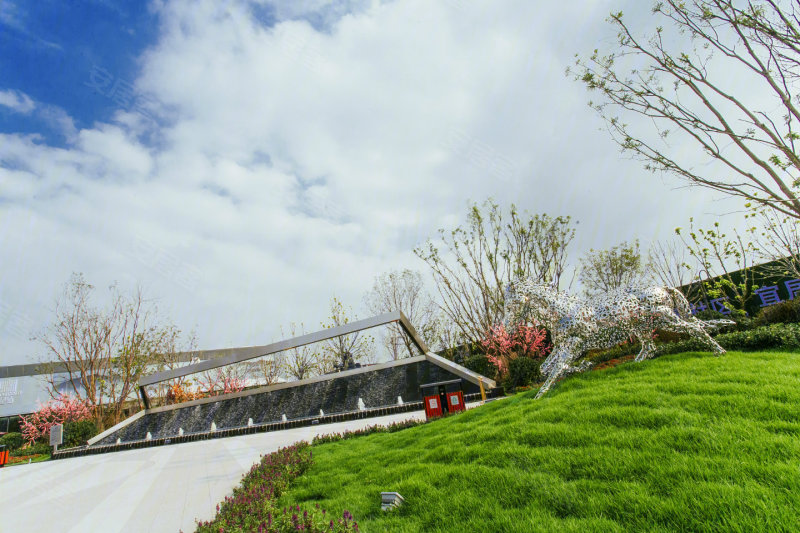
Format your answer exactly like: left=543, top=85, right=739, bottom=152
left=675, top=218, right=760, bottom=312
left=749, top=204, right=800, bottom=277
left=35, top=273, right=177, bottom=428
left=428, top=311, right=468, bottom=360
left=281, top=322, right=322, bottom=381
left=573, top=1, right=800, bottom=219
left=363, top=269, right=438, bottom=359
left=320, top=297, right=375, bottom=371
left=649, top=240, right=698, bottom=289
left=254, top=353, right=285, bottom=387
left=148, top=325, right=198, bottom=402
left=414, top=199, right=576, bottom=345
left=579, top=240, right=648, bottom=296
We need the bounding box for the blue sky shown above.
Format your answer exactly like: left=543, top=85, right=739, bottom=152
left=0, top=2, right=161, bottom=144
left=0, top=0, right=742, bottom=366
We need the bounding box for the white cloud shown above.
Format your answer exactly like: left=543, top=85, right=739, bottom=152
left=0, top=88, right=77, bottom=141
left=38, top=104, right=78, bottom=142
left=0, top=89, right=35, bottom=114
left=0, top=0, right=747, bottom=365
left=0, top=2, right=24, bottom=32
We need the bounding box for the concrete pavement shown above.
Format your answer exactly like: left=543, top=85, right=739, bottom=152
left=0, top=409, right=428, bottom=533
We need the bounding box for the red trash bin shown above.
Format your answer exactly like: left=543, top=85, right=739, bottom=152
left=446, top=391, right=466, bottom=413
left=424, top=395, right=443, bottom=419
left=0, top=445, right=8, bottom=468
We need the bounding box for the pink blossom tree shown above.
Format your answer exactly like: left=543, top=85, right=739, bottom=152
left=481, top=324, right=550, bottom=379
left=196, top=368, right=246, bottom=397
left=19, top=393, right=92, bottom=445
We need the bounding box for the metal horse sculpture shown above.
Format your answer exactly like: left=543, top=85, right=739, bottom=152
left=504, top=279, right=730, bottom=399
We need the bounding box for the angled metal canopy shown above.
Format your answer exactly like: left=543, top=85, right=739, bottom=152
left=137, top=311, right=428, bottom=409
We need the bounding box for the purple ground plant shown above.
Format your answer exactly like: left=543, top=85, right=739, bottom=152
left=194, top=442, right=358, bottom=532
left=311, top=418, right=425, bottom=445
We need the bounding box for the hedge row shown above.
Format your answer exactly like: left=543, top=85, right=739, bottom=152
left=655, top=322, right=800, bottom=355
left=311, top=418, right=424, bottom=446
left=464, top=321, right=800, bottom=385
left=1, top=419, right=98, bottom=459
left=0, top=432, right=24, bottom=451
left=587, top=322, right=800, bottom=365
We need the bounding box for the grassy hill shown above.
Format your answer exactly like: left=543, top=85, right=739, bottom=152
left=276, top=351, right=800, bottom=532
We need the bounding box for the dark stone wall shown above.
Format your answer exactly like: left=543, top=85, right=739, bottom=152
left=97, top=360, right=480, bottom=445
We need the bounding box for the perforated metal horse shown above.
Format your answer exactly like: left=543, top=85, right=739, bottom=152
left=504, top=279, right=729, bottom=398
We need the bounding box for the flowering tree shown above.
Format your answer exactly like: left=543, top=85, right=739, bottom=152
left=19, top=393, right=92, bottom=445
left=35, top=273, right=189, bottom=429
left=165, top=382, right=200, bottom=404
left=481, top=324, right=550, bottom=379
left=196, top=367, right=247, bottom=397
left=164, top=371, right=246, bottom=405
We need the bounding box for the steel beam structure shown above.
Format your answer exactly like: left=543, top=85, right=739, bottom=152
left=137, top=311, right=428, bottom=409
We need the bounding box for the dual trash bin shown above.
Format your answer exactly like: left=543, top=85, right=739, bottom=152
left=421, top=379, right=466, bottom=419
left=0, top=444, right=8, bottom=468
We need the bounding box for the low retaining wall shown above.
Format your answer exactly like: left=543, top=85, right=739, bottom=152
left=54, top=393, right=487, bottom=460
left=89, top=354, right=490, bottom=447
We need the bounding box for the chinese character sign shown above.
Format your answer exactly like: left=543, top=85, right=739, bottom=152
left=686, top=278, right=800, bottom=316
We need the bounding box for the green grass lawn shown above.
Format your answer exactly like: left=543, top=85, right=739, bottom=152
left=277, top=351, right=800, bottom=532
left=5, top=453, right=50, bottom=467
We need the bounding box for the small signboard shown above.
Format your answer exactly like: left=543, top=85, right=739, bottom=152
left=50, top=424, right=63, bottom=447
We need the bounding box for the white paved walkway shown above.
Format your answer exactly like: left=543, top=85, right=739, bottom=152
left=0, top=410, right=427, bottom=533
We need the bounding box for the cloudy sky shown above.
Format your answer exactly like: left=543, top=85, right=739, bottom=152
left=0, top=0, right=743, bottom=365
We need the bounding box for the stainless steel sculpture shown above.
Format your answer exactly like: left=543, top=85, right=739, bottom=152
left=504, top=280, right=730, bottom=399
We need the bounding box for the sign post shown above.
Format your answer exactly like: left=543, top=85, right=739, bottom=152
left=50, top=423, right=63, bottom=453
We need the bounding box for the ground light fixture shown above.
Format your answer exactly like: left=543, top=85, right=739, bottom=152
left=380, top=492, right=405, bottom=511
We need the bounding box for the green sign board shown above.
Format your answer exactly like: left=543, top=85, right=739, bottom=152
left=678, top=257, right=800, bottom=317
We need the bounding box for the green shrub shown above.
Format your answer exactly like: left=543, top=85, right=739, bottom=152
left=652, top=329, right=686, bottom=344
left=504, top=356, right=541, bottom=390
left=11, top=442, right=51, bottom=457
left=755, top=299, right=800, bottom=326
left=0, top=432, right=24, bottom=451
left=718, top=323, right=800, bottom=351
left=438, top=342, right=483, bottom=363
left=586, top=342, right=639, bottom=365
left=463, top=354, right=495, bottom=379
left=63, top=419, right=98, bottom=448
left=654, top=323, right=800, bottom=355
left=587, top=321, right=800, bottom=364
left=695, top=308, right=753, bottom=331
